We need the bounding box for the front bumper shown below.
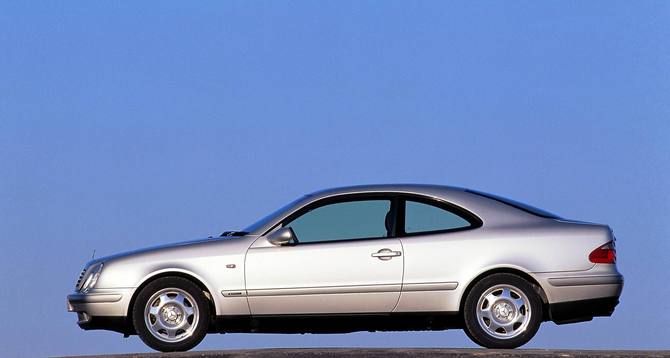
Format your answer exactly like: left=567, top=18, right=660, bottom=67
left=67, top=288, right=135, bottom=334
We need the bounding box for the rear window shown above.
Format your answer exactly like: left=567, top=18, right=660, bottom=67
left=466, top=189, right=561, bottom=219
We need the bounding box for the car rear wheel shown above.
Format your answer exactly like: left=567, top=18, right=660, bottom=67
left=463, top=273, right=542, bottom=348
left=132, top=276, right=210, bottom=352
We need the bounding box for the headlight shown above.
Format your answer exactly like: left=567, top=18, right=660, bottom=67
left=80, top=263, right=103, bottom=292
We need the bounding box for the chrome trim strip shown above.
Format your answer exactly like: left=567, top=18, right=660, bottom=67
left=67, top=293, right=123, bottom=303
left=402, top=282, right=459, bottom=291
left=548, top=275, right=623, bottom=287
left=221, top=290, right=248, bottom=297
left=247, top=284, right=401, bottom=297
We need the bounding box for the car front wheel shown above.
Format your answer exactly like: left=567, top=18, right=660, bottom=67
left=132, top=276, right=210, bottom=352
left=463, top=273, right=543, bottom=349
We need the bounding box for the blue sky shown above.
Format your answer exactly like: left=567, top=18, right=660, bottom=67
left=1, top=1, right=668, bottom=356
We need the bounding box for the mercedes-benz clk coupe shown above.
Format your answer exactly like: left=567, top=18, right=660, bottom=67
left=67, top=184, right=623, bottom=352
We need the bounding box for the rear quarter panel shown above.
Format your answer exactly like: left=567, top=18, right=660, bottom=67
left=396, top=220, right=613, bottom=312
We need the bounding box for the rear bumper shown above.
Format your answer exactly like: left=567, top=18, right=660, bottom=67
left=548, top=296, right=620, bottom=324
left=534, top=267, right=623, bottom=323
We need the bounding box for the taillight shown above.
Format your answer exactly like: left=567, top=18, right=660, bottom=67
left=589, top=241, right=616, bottom=264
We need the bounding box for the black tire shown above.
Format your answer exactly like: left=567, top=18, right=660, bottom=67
left=132, top=276, right=210, bottom=352
left=463, top=273, right=543, bottom=349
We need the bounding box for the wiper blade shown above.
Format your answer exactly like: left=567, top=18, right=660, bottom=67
left=220, top=231, right=248, bottom=237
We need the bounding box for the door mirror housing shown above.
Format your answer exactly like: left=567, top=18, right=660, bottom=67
left=266, top=227, right=297, bottom=246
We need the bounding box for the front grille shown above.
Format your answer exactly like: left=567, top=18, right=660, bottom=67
left=75, top=267, right=87, bottom=291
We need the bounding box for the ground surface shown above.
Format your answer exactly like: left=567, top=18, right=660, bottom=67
left=68, top=348, right=670, bottom=358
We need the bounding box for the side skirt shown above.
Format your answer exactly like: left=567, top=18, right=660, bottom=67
left=211, top=312, right=463, bottom=334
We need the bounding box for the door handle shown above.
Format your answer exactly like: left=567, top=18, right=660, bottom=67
left=371, top=248, right=402, bottom=260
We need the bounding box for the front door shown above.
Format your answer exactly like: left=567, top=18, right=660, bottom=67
left=245, top=197, right=404, bottom=315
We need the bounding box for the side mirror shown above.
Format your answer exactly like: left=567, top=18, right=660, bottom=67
left=266, top=227, right=297, bottom=246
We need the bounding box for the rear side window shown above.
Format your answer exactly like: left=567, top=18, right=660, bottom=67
left=404, top=200, right=472, bottom=234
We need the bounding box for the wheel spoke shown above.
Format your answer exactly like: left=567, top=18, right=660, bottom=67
left=180, top=319, right=192, bottom=330
left=484, top=293, right=498, bottom=306
left=487, top=319, right=501, bottom=332
left=158, top=294, right=170, bottom=306
left=514, top=310, right=527, bottom=324
left=174, top=293, right=186, bottom=305
left=151, top=317, right=165, bottom=330
left=500, top=322, right=516, bottom=334
left=149, top=306, right=160, bottom=316
left=499, top=288, right=512, bottom=300
left=165, top=327, right=178, bottom=338
left=183, top=305, right=194, bottom=316
left=513, top=297, right=526, bottom=310
left=479, top=302, right=491, bottom=316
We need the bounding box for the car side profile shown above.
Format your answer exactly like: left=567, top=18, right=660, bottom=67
left=67, top=184, right=623, bottom=352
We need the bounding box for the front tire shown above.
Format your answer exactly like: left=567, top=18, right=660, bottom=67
left=463, top=273, right=543, bottom=349
left=132, top=276, right=210, bottom=352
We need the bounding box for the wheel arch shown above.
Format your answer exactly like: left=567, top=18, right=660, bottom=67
left=126, top=269, right=217, bottom=327
left=458, top=267, right=550, bottom=321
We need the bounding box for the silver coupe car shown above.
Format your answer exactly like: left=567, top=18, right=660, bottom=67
left=67, top=184, right=623, bottom=352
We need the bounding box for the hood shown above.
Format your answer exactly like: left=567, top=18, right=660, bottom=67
left=84, top=235, right=246, bottom=267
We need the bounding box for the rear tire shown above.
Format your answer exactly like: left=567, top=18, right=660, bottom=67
left=463, top=273, right=542, bottom=348
left=132, top=276, right=210, bottom=352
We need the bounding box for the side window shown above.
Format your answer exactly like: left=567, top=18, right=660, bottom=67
left=285, top=199, right=392, bottom=244
left=404, top=200, right=471, bottom=234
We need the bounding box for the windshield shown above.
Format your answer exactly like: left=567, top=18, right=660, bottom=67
left=466, top=189, right=561, bottom=219
left=242, top=195, right=309, bottom=234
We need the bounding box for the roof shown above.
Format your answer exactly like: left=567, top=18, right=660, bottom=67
left=307, top=183, right=467, bottom=199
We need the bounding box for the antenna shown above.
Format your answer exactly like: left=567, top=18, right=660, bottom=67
left=92, top=249, right=96, bottom=260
